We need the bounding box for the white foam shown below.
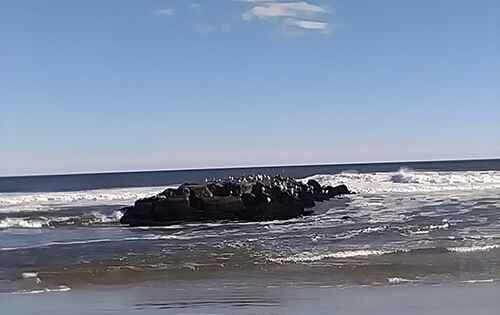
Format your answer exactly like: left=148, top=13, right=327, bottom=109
left=387, top=277, right=415, bottom=284
left=361, top=226, right=388, bottom=233
left=0, top=186, right=167, bottom=213
left=13, top=285, right=71, bottom=295
left=447, top=244, right=500, bottom=253
left=0, top=210, right=124, bottom=229
left=462, top=279, right=495, bottom=284
left=21, top=272, right=42, bottom=285
left=429, top=223, right=450, bottom=230
left=0, top=218, right=49, bottom=229
left=411, top=222, right=450, bottom=235
left=3, top=169, right=498, bottom=214
left=86, top=210, right=123, bottom=223
left=21, top=272, right=38, bottom=279
left=270, top=249, right=397, bottom=263
left=303, top=169, right=500, bottom=194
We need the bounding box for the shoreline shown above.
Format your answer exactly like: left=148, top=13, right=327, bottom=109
left=2, top=280, right=499, bottom=315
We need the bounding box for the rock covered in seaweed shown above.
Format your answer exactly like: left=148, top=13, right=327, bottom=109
left=119, top=175, right=353, bottom=226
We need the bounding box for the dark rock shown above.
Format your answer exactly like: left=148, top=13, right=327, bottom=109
left=305, top=179, right=353, bottom=201
left=207, top=182, right=240, bottom=197
left=119, top=175, right=353, bottom=226
left=306, top=179, right=322, bottom=190
left=307, top=179, right=325, bottom=201
left=324, top=184, right=352, bottom=198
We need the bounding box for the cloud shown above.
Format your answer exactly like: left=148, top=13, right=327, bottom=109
left=236, top=0, right=276, bottom=2
left=194, top=23, right=217, bottom=34
left=237, top=0, right=285, bottom=3
left=155, top=8, right=175, bottom=16
left=287, top=18, right=328, bottom=31
left=153, top=1, right=330, bottom=36
left=241, top=1, right=330, bottom=34
left=243, top=1, right=327, bottom=20
left=188, top=3, right=201, bottom=12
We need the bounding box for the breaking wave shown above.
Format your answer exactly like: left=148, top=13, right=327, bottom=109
left=0, top=210, right=123, bottom=229
left=270, top=249, right=400, bottom=263
left=461, top=279, right=495, bottom=284
left=0, top=186, right=166, bottom=213
left=447, top=245, right=500, bottom=253
left=12, top=285, right=71, bottom=295
left=303, top=169, right=500, bottom=194
left=0, top=218, right=49, bottom=229
left=270, top=244, right=500, bottom=264
left=387, top=277, right=415, bottom=284
left=2, top=169, right=499, bottom=214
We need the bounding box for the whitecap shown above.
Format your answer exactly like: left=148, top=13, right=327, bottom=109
left=387, top=277, right=415, bottom=284
left=447, top=244, right=499, bottom=253
left=0, top=218, right=49, bottom=229
left=461, top=279, right=495, bottom=284
left=270, top=249, right=399, bottom=263
left=21, top=272, right=38, bottom=279
left=86, top=210, right=123, bottom=223
left=13, top=285, right=71, bottom=295
left=0, top=186, right=168, bottom=213
left=302, top=169, right=500, bottom=194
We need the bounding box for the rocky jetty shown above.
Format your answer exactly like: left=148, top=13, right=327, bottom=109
left=120, top=175, right=353, bottom=226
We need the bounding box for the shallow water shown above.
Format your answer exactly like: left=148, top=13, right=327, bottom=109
left=2, top=281, right=499, bottom=315
left=0, top=161, right=499, bottom=312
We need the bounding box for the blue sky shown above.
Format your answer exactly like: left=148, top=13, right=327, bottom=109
left=1, top=0, right=499, bottom=176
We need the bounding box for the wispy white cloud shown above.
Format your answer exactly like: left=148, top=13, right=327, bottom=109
left=237, top=0, right=281, bottom=2
left=153, top=1, right=331, bottom=36
left=243, top=1, right=327, bottom=20
left=194, top=23, right=216, bottom=34
left=236, top=0, right=277, bottom=2
left=155, top=8, right=175, bottom=16
left=241, top=1, right=330, bottom=34
left=287, top=18, right=328, bottom=31
left=188, top=3, right=201, bottom=12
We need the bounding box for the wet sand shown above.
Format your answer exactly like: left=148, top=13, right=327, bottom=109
left=2, top=279, right=499, bottom=315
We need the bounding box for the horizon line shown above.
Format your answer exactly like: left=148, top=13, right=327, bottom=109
left=1, top=157, right=499, bottom=179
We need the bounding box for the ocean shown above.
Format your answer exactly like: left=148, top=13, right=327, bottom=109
left=1, top=159, right=499, bottom=314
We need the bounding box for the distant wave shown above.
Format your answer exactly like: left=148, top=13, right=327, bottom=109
left=447, top=244, right=500, bottom=253
left=0, top=218, right=49, bottom=229
left=303, top=169, right=500, bottom=194
left=0, top=210, right=123, bottom=229
left=0, top=168, right=500, bottom=213
left=461, top=279, right=495, bottom=284
left=12, top=285, right=71, bottom=295
left=1, top=169, right=500, bottom=214
left=0, top=186, right=167, bottom=213
left=387, top=277, right=415, bottom=284
left=270, top=249, right=400, bottom=263
left=270, top=244, right=500, bottom=264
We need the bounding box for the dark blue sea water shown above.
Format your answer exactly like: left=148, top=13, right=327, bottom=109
left=2, top=159, right=499, bottom=192
left=1, top=159, right=499, bottom=313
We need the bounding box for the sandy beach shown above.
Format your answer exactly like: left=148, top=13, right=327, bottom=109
left=3, top=279, right=499, bottom=315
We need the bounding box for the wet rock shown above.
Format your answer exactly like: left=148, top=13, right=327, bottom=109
left=120, top=176, right=353, bottom=226
left=325, top=184, right=352, bottom=198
